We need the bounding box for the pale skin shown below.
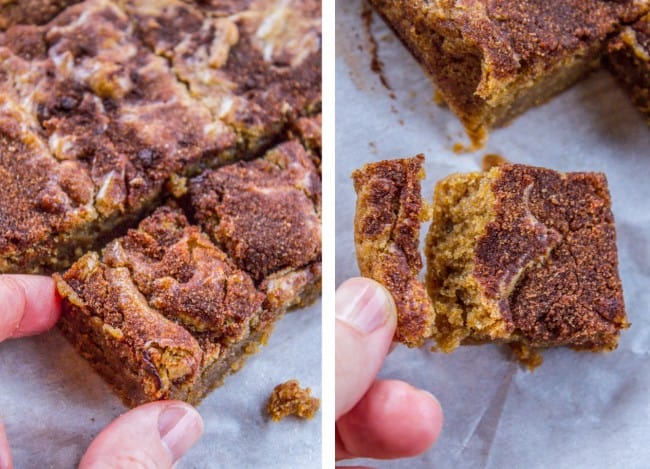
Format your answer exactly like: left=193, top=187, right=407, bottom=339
left=336, top=277, right=443, bottom=465
left=0, top=275, right=203, bottom=469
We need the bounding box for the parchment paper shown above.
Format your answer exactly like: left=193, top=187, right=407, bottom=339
left=336, top=1, right=650, bottom=467
left=0, top=297, right=321, bottom=468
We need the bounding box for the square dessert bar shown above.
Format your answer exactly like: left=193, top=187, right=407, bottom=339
left=123, top=0, right=322, bottom=157
left=190, top=140, right=322, bottom=313
left=607, top=12, right=650, bottom=121
left=0, top=0, right=321, bottom=273
left=55, top=206, right=283, bottom=407
left=368, top=0, right=648, bottom=144
left=425, top=164, right=628, bottom=363
left=352, top=155, right=436, bottom=347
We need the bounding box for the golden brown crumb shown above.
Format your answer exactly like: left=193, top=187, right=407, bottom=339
left=267, top=380, right=320, bottom=422
left=481, top=154, right=510, bottom=171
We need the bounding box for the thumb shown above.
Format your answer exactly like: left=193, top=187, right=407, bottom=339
left=79, top=401, right=203, bottom=469
left=335, top=277, right=396, bottom=419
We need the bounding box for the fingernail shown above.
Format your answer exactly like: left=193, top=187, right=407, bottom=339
left=336, top=279, right=394, bottom=334
left=158, top=405, right=203, bottom=463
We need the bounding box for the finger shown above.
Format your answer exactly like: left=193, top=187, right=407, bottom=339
left=79, top=401, right=203, bottom=469
left=336, top=278, right=396, bottom=419
left=0, top=419, right=13, bottom=469
left=0, top=275, right=61, bottom=341
left=336, top=380, right=443, bottom=460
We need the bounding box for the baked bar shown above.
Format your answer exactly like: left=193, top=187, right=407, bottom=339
left=368, top=0, right=648, bottom=145
left=606, top=12, right=650, bottom=121
left=425, top=164, right=628, bottom=364
left=55, top=205, right=285, bottom=407
left=0, top=0, right=321, bottom=273
left=0, top=0, right=227, bottom=273
left=122, top=0, right=322, bottom=157
left=190, top=141, right=322, bottom=313
left=352, top=155, right=435, bottom=347
left=266, top=379, right=320, bottom=422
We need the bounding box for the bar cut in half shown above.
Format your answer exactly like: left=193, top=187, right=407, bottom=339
left=352, top=155, right=435, bottom=347
left=425, top=164, right=628, bottom=366
left=352, top=157, right=629, bottom=367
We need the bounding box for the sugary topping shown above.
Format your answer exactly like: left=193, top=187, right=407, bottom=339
left=422, top=0, right=647, bottom=95
left=190, top=141, right=321, bottom=283
left=478, top=164, right=626, bottom=347
left=102, top=206, right=265, bottom=343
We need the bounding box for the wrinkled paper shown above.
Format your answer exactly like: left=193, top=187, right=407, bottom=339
left=336, top=1, right=650, bottom=467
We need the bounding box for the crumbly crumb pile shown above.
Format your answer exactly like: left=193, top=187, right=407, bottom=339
left=267, top=379, right=320, bottom=422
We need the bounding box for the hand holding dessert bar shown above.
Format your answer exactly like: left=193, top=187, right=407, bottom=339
left=353, top=156, right=628, bottom=369
left=335, top=277, right=442, bottom=461
left=0, top=275, right=203, bottom=468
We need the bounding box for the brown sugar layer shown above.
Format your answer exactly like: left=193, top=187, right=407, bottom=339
left=606, top=13, right=650, bottom=121
left=0, top=0, right=321, bottom=274
left=122, top=0, right=322, bottom=158
left=352, top=155, right=435, bottom=347
left=425, top=164, right=628, bottom=360
left=55, top=205, right=287, bottom=407
left=368, top=0, right=649, bottom=145
left=267, top=379, right=320, bottom=422
left=190, top=140, right=322, bottom=311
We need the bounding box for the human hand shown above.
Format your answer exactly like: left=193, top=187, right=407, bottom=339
left=335, top=277, right=443, bottom=463
left=0, top=275, right=203, bottom=469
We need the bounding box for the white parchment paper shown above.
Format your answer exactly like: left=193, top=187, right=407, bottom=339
left=0, top=297, right=321, bottom=468
left=336, top=1, right=650, bottom=468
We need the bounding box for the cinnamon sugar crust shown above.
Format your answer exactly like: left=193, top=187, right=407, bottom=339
left=55, top=206, right=282, bottom=407
left=190, top=141, right=322, bottom=310
left=426, top=164, right=628, bottom=364
left=368, top=0, right=649, bottom=145
left=0, top=0, right=321, bottom=273
left=122, top=0, right=322, bottom=157
left=352, top=155, right=435, bottom=347
left=606, top=12, right=650, bottom=121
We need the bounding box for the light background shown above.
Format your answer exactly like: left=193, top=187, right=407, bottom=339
left=336, top=1, right=650, bottom=467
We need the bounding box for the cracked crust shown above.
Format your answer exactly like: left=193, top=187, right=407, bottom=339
left=190, top=140, right=322, bottom=311
left=352, top=155, right=435, bottom=347
left=368, top=0, right=649, bottom=145
left=122, top=0, right=321, bottom=157
left=426, top=164, right=628, bottom=365
left=0, top=0, right=226, bottom=272
left=0, top=0, right=321, bottom=273
left=606, top=12, right=650, bottom=121
left=55, top=205, right=282, bottom=407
